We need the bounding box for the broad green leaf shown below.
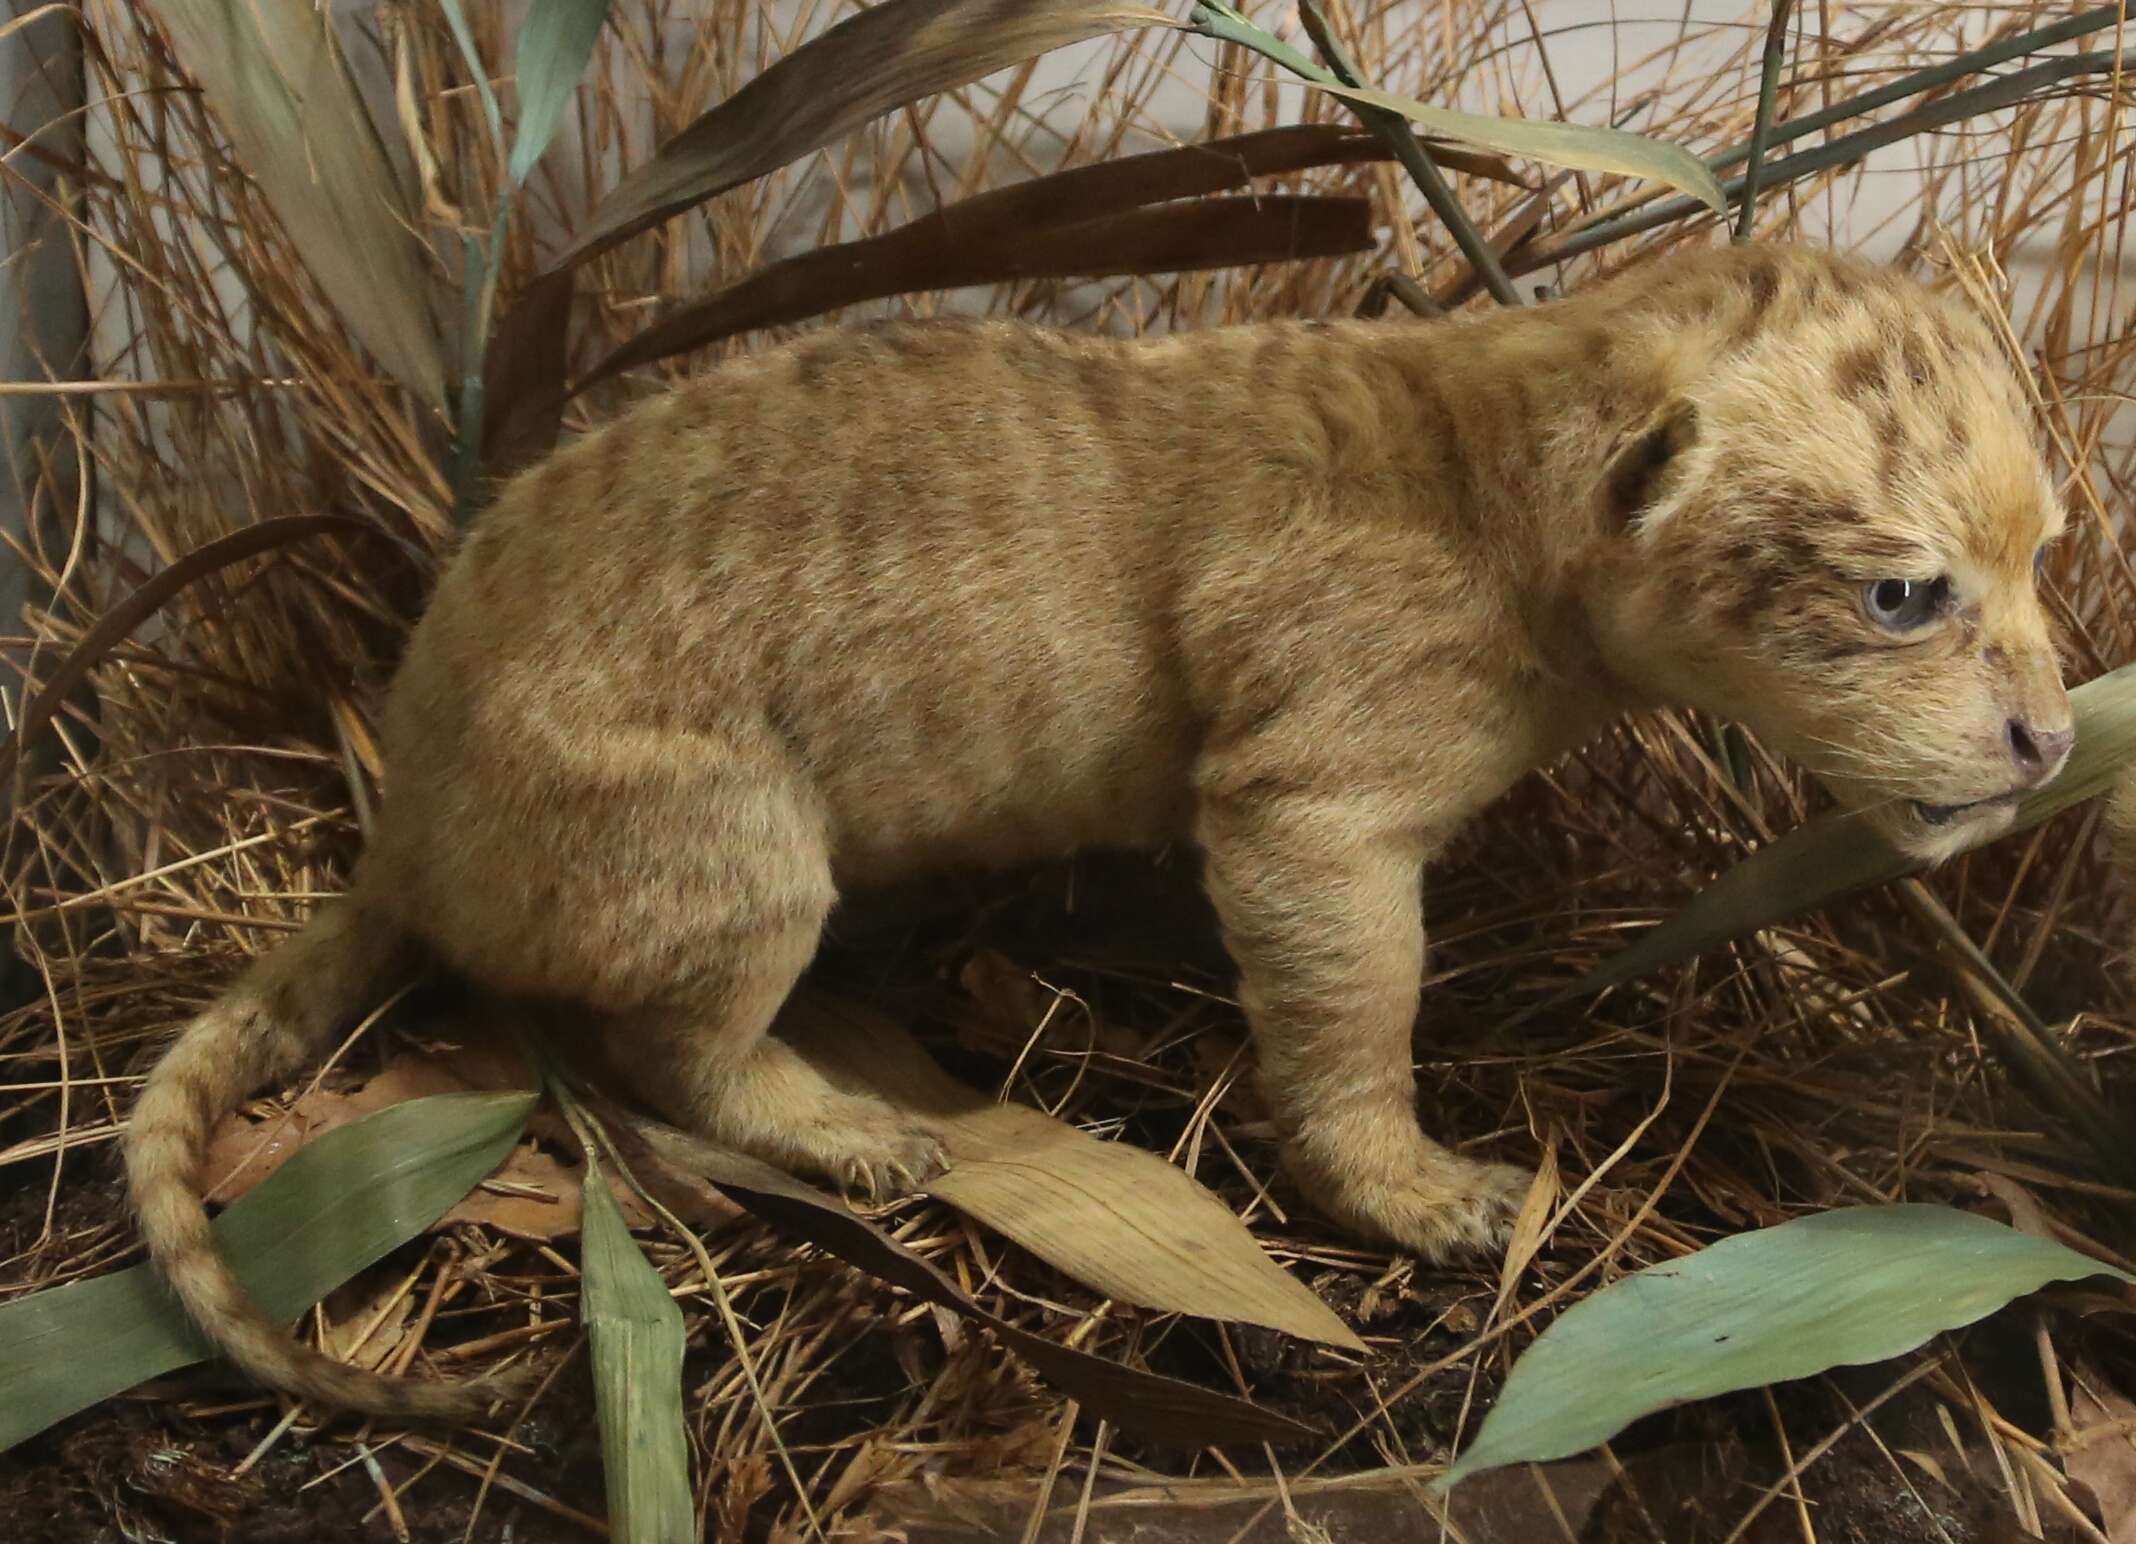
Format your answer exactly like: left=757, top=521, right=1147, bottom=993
left=1577, top=661, right=2136, bottom=998
left=579, top=1147, right=694, bottom=1544
left=554, top=0, right=1176, bottom=270
left=507, top=0, right=611, bottom=188
left=782, top=991, right=1363, bottom=1352
left=1191, top=1, right=1726, bottom=216
left=147, top=1, right=447, bottom=407
left=1438, top=1204, right=2131, bottom=1490
left=0, top=1090, right=535, bottom=1455
left=1317, top=81, right=1725, bottom=215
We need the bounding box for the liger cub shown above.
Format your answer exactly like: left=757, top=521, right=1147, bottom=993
left=126, top=241, right=2074, bottom=1420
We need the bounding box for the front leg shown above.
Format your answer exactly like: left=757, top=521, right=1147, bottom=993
left=1197, top=791, right=1531, bottom=1260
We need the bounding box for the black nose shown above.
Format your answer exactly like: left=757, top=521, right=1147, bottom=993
left=2007, top=718, right=2074, bottom=780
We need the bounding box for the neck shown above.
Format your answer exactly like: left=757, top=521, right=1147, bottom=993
left=1355, top=304, right=1682, bottom=716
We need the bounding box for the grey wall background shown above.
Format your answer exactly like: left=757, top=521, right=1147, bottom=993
left=1, top=1, right=82, bottom=1006
left=0, top=0, right=81, bottom=664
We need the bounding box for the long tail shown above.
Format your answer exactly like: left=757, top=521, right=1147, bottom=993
left=125, top=892, right=516, bottom=1422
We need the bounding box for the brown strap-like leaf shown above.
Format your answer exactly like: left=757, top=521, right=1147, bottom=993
left=489, top=122, right=1442, bottom=462
left=2, top=515, right=374, bottom=787
left=579, top=193, right=1373, bottom=389
left=481, top=269, right=576, bottom=473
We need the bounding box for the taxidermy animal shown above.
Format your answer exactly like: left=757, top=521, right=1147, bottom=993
left=125, top=241, right=2074, bottom=1420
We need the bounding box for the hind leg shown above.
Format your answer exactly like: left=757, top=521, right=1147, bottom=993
left=574, top=746, right=942, bottom=1197
left=604, top=918, right=945, bottom=1197
left=393, top=712, right=943, bottom=1198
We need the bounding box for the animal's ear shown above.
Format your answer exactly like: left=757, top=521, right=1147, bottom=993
left=1602, top=397, right=1699, bottom=532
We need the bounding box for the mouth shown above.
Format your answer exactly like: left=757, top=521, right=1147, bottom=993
left=1910, top=790, right=2026, bottom=827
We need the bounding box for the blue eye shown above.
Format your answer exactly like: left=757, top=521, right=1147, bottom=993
left=1864, top=576, right=1949, bottom=631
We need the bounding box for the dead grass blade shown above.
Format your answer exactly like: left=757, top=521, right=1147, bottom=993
left=0, top=1090, right=535, bottom=1454
left=1, top=514, right=374, bottom=788
left=143, top=1, right=447, bottom=408
left=608, top=1103, right=1318, bottom=1447
left=581, top=193, right=1372, bottom=388
left=575, top=1143, right=696, bottom=1544
left=786, top=991, right=1361, bottom=1352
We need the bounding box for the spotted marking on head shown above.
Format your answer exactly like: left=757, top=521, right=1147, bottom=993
left=1582, top=245, right=2071, bottom=862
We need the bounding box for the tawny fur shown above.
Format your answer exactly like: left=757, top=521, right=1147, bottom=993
left=127, top=242, right=2074, bottom=1421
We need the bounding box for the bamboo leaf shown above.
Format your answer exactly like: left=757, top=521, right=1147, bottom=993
left=1191, top=1, right=1725, bottom=215
left=1576, top=662, right=2136, bottom=999
left=578, top=1146, right=694, bottom=1544
left=1437, top=1205, right=2130, bottom=1490
left=0, top=1091, right=535, bottom=1455
left=612, top=1107, right=1317, bottom=1447
left=436, top=0, right=503, bottom=160
left=783, top=991, right=1363, bottom=1353
left=507, top=0, right=610, bottom=188
left=146, top=1, right=448, bottom=407
left=1312, top=82, right=1724, bottom=216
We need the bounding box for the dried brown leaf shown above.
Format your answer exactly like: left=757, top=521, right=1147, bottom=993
left=1, top=515, right=373, bottom=788
left=580, top=193, right=1371, bottom=387
left=203, top=1046, right=739, bottom=1240
left=145, top=1, right=447, bottom=407
left=783, top=990, right=1363, bottom=1352
left=2067, top=1362, right=2136, bottom=1542
left=607, top=1102, right=1317, bottom=1448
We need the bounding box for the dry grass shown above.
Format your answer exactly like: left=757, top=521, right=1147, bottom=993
left=5, top=0, right=2136, bottom=1538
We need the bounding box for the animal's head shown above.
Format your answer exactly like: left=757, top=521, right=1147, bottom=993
left=1582, top=247, right=2070, bottom=864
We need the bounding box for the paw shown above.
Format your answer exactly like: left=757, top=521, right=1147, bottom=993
left=1306, top=1155, right=1532, bottom=1263
left=820, top=1102, right=949, bottom=1201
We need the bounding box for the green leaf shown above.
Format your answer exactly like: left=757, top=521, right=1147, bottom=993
left=436, top=0, right=504, bottom=159
left=1438, top=1204, right=2131, bottom=1490
left=146, top=0, right=448, bottom=408
left=1576, top=661, right=2136, bottom=998
left=1192, top=1, right=1725, bottom=216
left=578, top=1147, right=694, bottom=1544
left=0, top=1090, right=535, bottom=1455
left=507, top=0, right=610, bottom=188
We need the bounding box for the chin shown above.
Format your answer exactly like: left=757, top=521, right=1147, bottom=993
left=1861, top=798, right=2018, bottom=867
